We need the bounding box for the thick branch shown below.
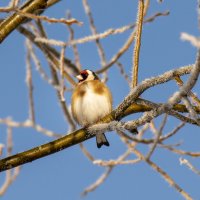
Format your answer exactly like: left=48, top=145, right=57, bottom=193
left=115, top=65, right=193, bottom=119
left=0, top=101, right=199, bottom=172
left=0, top=65, right=196, bottom=172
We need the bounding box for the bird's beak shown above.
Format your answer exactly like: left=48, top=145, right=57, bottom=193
left=76, top=75, right=83, bottom=81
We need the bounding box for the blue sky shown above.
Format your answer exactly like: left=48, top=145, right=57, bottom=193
left=0, top=1, right=200, bottom=200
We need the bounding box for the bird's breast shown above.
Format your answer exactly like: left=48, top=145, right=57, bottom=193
left=72, top=86, right=112, bottom=126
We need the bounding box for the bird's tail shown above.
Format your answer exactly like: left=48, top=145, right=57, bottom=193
left=96, top=133, right=109, bottom=148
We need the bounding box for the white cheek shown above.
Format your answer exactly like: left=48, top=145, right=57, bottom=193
left=73, top=90, right=111, bottom=126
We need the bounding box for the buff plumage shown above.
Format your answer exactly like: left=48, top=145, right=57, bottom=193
left=71, top=69, right=112, bottom=148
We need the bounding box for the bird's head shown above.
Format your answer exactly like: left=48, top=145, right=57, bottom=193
left=76, top=69, right=99, bottom=83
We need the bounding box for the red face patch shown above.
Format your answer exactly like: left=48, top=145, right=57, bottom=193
left=80, top=70, right=88, bottom=76
left=79, top=70, right=89, bottom=82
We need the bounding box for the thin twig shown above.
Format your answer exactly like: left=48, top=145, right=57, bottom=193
left=180, top=158, right=200, bottom=176
left=174, top=75, right=200, bottom=107
left=132, top=0, right=144, bottom=88
left=17, top=25, right=79, bottom=76
left=35, top=11, right=169, bottom=50
left=163, top=146, right=200, bottom=157
left=82, top=167, right=113, bottom=196
left=26, top=39, right=36, bottom=124
left=0, top=118, right=62, bottom=138
left=115, top=65, right=193, bottom=119
left=0, top=127, right=20, bottom=196
left=182, top=97, right=200, bottom=125
left=59, top=46, right=66, bottom=102
left=133, top=149, right=193, bottom=200
left=145, top=114, right=168, bottom=160
left=82, top=0, right=107, bottom=80
left=116, top=62, right=131, bottom=86
left=15, top=9, right=83, bottom=25
left=96, top=9, right=168, bottom=74
left=181, top=32, right=200, bottom=48
left=66, top=11, right=81, bottom=70
left=79, top=143, right=94, bottom=162
left=28, top=39, right=57, bottom=88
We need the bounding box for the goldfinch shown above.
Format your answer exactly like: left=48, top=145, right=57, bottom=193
left=71, top=69, right=112, bottom=148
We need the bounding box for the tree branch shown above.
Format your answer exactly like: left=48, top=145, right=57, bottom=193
left=0, top=0, right=48, bottom=43
left=132, top=0, right=144, bottom=87
left=0, top=65, right=197, bottom=172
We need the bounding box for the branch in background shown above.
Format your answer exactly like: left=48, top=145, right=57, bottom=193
left=82, top=167, right=113, bottom=196
left=82, top=128, right=143, bottom=196
left=82, top=0, right=108, bottom=81
left=0, top=65, right=196, bottom=172
left=0, top=118, right=62, bottom=138
left=17, top=25, right=77, bottom=86
left=145, top=114, right=168, bottom=160
left=34, top=11, right=169, bottom=62
left=123, top=51, right=200, bottom=131
left=17, top=25, right=79, bottom=76
left=59, top=46, right=67, bottom=102
left=26, top=39, right=36, bottom=124
left=0, top=0, right=20, bottom=12
left=66, top=11, right=82, bottom=70
left=1, top=97, right=198, bottom=173
left=27, top=38, right=56, bottom=87
left=0, top=127, right=21, bottom=196
left=181, top=97, right=200, bottom=125
left=181, top=32, right=200, bottom=48
left=136, top=98, right=199, bottom=126
left=115, top=65, right=193, bottom=119
left=96, top=6, right=167, bottom=75
left=15, top=9, right=83, bottom=26
left=118, top=130, right=193, bottom=200
left=132, top=0, right=144, bottom=88
left=180, top=158, right=200, bottom=176
left=34, top=20, right=76, bottom=131
left=116, top=62, right=131, bottom=86
left=0, top=0, right=48, bottom=43
left=133, top=149, right=193, bottom=200
left=174, top=75, right=200, bottom=107
left=0, top=0, right=199, bottom=198
left=0, top=0, right=62, bottom=43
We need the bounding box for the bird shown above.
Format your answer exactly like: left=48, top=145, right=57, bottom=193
left=71, top=69, right=112, bottom=148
